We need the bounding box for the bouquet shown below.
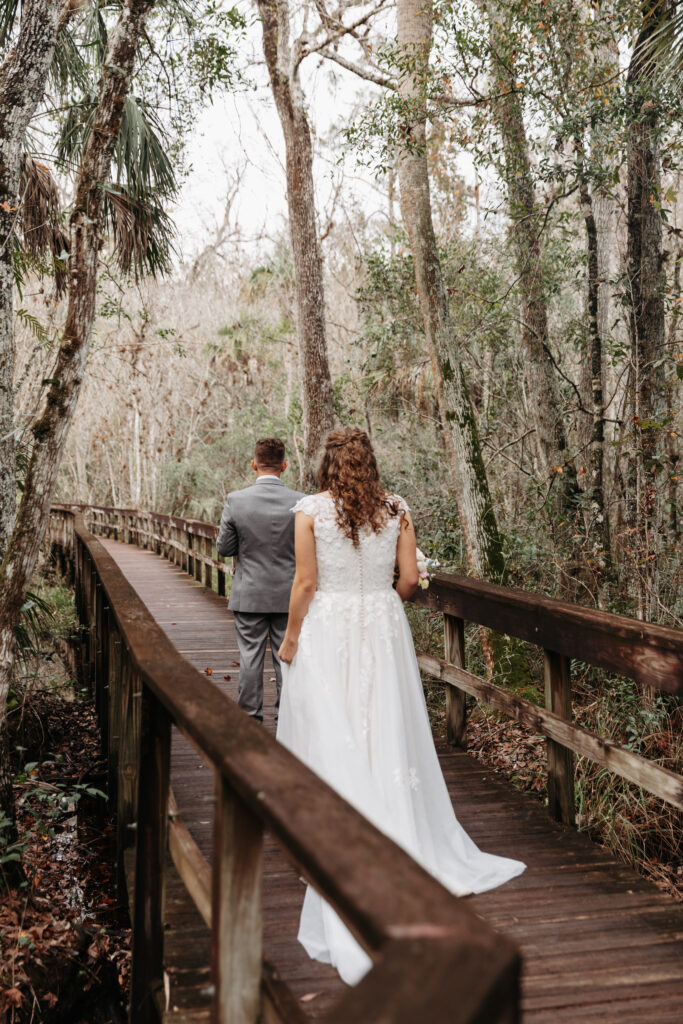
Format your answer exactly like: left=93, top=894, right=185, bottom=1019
left=416, top=547, right=440, bottom=589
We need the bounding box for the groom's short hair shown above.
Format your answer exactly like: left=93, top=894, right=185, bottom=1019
left=254, top=437, right=286, bottom=468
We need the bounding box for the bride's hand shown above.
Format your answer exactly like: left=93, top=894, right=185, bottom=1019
left=278, top=636, right=298, bottom=663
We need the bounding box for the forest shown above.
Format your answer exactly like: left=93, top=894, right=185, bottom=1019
left=0, top=0, right=681, bottom=1018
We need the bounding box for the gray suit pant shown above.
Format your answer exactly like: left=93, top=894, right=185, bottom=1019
left=233, top=611, right=288, bottom=721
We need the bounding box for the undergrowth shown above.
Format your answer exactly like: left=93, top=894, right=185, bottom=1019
left=408, top=604, right=683, bottom=901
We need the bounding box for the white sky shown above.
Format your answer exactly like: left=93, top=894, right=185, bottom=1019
left=171, top=12, right=487, bottom=266
left=173, top=39, right=386, bottom=262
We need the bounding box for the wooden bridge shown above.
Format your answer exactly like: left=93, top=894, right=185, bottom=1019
left=47, top=506, right=683, bottom=1024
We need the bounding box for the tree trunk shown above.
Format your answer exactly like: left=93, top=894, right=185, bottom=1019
left=0, top=0, right=154, bottom=828
left=0, top=0, right=62, bottom=559
left=396, top=0, right=505, bottom=580
left=665, top=244, right=681, bottom=543
left=485, top=5, right=579, bottom=517
left=0, top=0, right=62, bottom=855
left=624, top=2, right=670, bottom=619
left=256, top=0, right=334, bottom=478
left=579, top=172, right=611, bottom=567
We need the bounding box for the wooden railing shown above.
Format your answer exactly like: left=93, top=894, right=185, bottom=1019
left=411, top=571, right=683, bottom=824
left=56, top=503, right=683, bottom=829
left=47, top=506, right=520, bottom=1024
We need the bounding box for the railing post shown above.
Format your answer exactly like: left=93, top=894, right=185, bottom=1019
left=543, top=649, right=575, bottom=825
left=130, top=691, right=171, bottom=1023
left=211, top=774, right=263, bottom=1024
left=195, top=534, right=203, bottom=583
left=118, top=664, right=142, bottom=896
left=204, top=536, right=212, bottom=589
left=444, top=614, right=467, bottom=749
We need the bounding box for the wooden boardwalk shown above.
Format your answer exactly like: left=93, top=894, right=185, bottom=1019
left=100, top=538, right=683, bottom=1024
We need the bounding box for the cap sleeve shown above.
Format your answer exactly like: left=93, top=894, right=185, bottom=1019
left=292, top=495, right=318, bottom=517
left=390, top=494, right=410, bottom=516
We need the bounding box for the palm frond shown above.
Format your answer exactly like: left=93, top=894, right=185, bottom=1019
left=0, top=0, right=21, bottom=48
left=15, top=307, right=50, bottom=343
left=18, top=155, right=69, bottom=294
left=55, top=95, right=96, bottom=171
left=635, top=5, right=683, bottom=83
left=104, top=183, right=176, bottom=279
left=56, top=94, right=177, bottom=201
left=15, top=590, right=53, bottom=662
left=49, top=24, right=90, bottom=94
left=83, top=0, right=108, bottom=65
left=115, top=96, right=177, bottom=199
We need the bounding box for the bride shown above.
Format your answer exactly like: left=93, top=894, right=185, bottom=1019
left=276, top=427, right=525, bottom=985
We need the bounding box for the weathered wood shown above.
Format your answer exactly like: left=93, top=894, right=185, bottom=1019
left=64, top=504, right=683, bottom=695
left=130, top=691, right=171, bottom=1023
left=444, top=614, right=467, bottom=749
left=118, top=662, right=142, bottom=873
left=413, top=572, right=683, bottom=694
left=169, top=789, right=212, bottom=928
left=544, top=650, right=575, bottom=825
left=327, top=938, right=520, bottom=1024
left=211, top=774, right=263, bottom=1024
left=47, top=512, right=683, bottom=1022
left=261, top=959, right=308, bottom=1024
left=417, top=652, right=683, bottom=812
left=204, top=537, right=212, bottom=589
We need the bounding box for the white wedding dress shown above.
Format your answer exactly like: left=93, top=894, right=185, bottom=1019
left=276, top=493, right=525, bottom=985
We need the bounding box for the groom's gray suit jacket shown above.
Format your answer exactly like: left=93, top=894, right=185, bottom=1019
left=216, top=478, right=305, bottom=612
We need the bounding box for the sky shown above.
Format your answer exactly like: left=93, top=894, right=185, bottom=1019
left=170, top=11, right=487, bottom=267
left=172, top=40, right=385, bottom=262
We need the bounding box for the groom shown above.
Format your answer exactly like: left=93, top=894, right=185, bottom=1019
left=216, top=438, right=305, bottom=722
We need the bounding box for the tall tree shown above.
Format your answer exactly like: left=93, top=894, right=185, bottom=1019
left=0, top=0, right=62, bottom=845
left=484, top=4, right=580, bottom=518
left=256, top=0, right=335, bottom=477
left=0, top=0, right=155, bottom=829
left=0, top=0, right=62, bottom=560
left=624, top=0, right=672, bottom=617
left=396, top=0, right=505, bottom=580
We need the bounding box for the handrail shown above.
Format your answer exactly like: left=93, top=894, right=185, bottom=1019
left=53, top=503, right=683, bottom=829
left=47, top=506, right=520, bottom=1024
left=412, top=570, right=682, bottom=693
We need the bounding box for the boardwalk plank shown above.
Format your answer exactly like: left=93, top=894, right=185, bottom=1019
left=99, top=539, right=683, bottom=1022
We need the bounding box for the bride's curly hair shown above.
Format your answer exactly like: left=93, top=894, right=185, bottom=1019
left=318, top=427, right=400, bottom=546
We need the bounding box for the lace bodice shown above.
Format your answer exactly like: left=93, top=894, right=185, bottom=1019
left=293, top=493, right=409, bottom=595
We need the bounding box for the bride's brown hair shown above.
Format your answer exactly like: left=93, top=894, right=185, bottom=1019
left=318, top=427, right=399, bottom=546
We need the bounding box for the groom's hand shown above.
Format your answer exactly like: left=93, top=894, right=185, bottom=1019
left=278, top=637, right=298, bottom=663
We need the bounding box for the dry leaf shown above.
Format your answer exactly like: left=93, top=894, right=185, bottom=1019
left=223, top=674, right=231, bottom=680
left=300, top=991, right=322, bottom=1003
left=205, top=667, right=213, bottom=675
left=4, top=988, right=23, bottom=1008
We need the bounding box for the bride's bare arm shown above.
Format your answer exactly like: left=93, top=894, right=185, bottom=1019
left=395, top=510, right=419, bottom=601
left=279, top=512, right=317, bottom=663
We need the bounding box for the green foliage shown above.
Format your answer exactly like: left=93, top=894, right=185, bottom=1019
left=15, top=591, right=54, bottom=664
left=0, top=759, right=106, bottom=882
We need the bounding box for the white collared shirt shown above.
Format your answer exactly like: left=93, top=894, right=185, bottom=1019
left=254, top=474, right=281, bottom=483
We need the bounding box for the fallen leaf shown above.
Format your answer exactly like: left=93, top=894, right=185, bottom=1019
left=223, top=674, right=231, bottom=681
left=4, top=988, right=23, bottom=1008
left=300, top=992, right=322, bottom=1003
left=233, top=660, right=240, bottom=666
left=205, top=667, right=213, bottom=675
left=44, top=993, right=59, bottom=1008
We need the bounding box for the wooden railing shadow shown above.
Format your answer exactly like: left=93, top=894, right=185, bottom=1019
left=47, top=507, right=520, bottom=1024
